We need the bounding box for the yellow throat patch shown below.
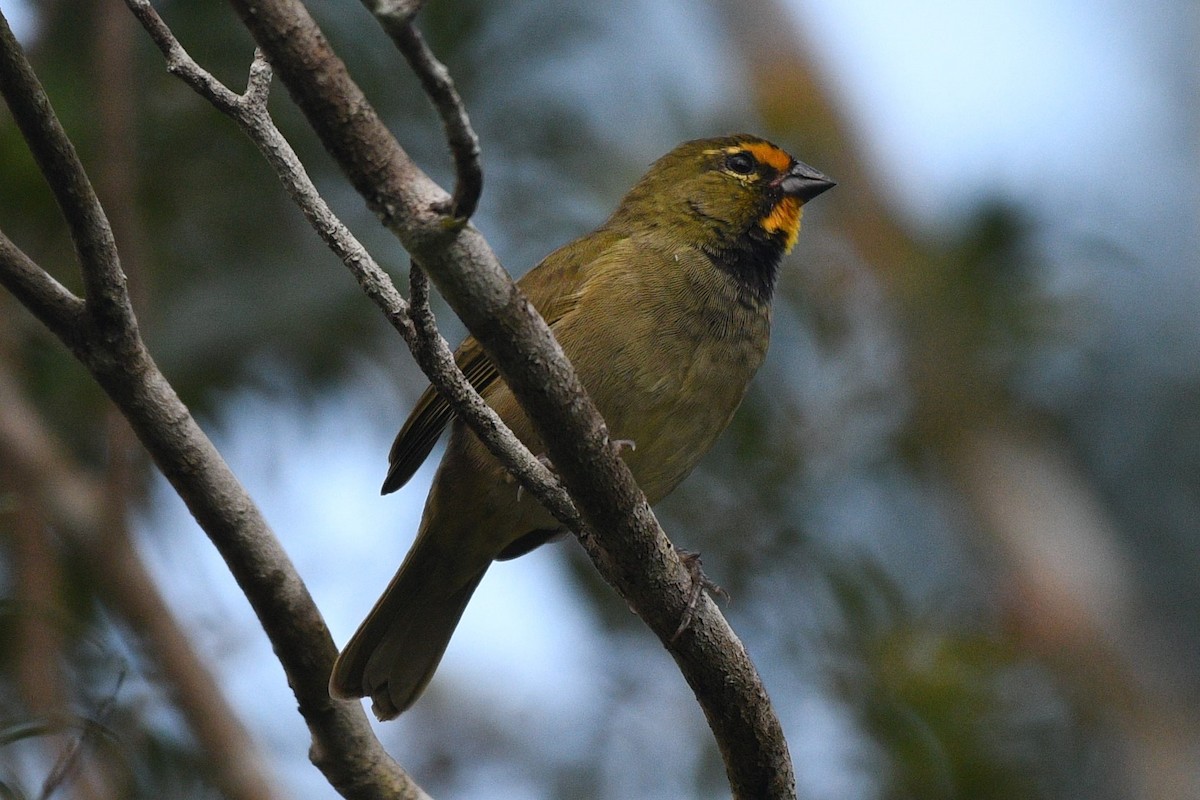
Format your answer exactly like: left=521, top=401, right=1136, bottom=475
left=707, top=140, right=805, bottom=253
left=762, top=195, right=802, bottom=253
left=740, top=141, right=803, bottom=253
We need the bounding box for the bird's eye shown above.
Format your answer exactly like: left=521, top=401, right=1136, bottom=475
left=725, top=151, right=756, bottom=175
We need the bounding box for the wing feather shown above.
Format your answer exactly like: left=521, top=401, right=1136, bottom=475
left=380, top=231, right=617, bottom=494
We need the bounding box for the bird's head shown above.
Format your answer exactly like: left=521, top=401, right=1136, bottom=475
left=607, top=135, right=835, bottom=299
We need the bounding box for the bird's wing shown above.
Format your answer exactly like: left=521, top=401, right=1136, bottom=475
left=380, top=235, right=609, bottom=494
left=381, top=337, right=497, bottom=494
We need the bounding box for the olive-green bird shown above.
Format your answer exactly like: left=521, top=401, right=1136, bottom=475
left=330, top=135, right=834, bottom=719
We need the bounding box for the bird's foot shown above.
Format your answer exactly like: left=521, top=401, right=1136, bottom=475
left=670, top=549, right=729, bottom=643
left=516, top=452, right=558, bottom=502
left=609, top=437, right=637, bottom=455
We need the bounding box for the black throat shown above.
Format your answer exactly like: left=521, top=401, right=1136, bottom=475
left=703, top=223, right=788, bottom=305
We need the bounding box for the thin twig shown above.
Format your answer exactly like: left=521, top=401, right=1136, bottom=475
left=0, top=8, right=428, bottom=798
left=39, top=671, right=124, bottom=800
left=407, top=265, right=578, bottom=520
left=127, top=0, right=568, bottom=523
left=384, top=21, right=482, bottom=219
left=361, top=1, right=481, bottom=219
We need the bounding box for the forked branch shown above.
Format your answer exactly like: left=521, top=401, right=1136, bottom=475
left=125, top=0, right=569, bottom=521
left=0, top=9, right=426, bottom=799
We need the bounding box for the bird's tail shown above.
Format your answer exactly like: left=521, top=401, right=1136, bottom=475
left=330, top=543, right=488, bottom=720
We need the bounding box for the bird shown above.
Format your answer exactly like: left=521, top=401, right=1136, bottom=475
left=330, top=135, right=834, bottom=719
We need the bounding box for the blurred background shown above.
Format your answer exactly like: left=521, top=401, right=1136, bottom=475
left=1, top=0, right=1197, bottom=797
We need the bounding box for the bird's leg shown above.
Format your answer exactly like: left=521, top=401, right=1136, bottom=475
left=670, top=549, right=729, bottom=643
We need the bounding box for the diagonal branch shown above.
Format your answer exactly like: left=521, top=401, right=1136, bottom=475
left=125, top=0, right=568, bottom=521
left=227, top=1, right=795, bottom=796
left=0, top=9, right=428, bottom=800
left=406, top=265, right=576, bottom=517
left=3, top=0, right=797, bottom=793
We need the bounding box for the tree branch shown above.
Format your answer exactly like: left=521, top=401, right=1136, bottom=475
left=0, top=230, right=86, bottom=340
left=2, top=0, right=797, bottom=793
left=125, top=0, right=570, bottom=522
left=0, top=10, right=428, bottom=799
left=406, top=264, right=579, bottom=519
left=0, top=12, right=132, bottom=336
left=89, top=354, right=428, bottom=800
left=364, top=6, right=482, bottom=219
left=226, top=1, right=795, bottom=795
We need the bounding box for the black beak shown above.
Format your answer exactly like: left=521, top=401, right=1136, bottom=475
left=778, top=161, right=836, bottom=203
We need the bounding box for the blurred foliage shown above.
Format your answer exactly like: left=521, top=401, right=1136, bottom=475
left=0, top=601, right=221, bottom=799
left=824, top=563, right=1122, bottom=800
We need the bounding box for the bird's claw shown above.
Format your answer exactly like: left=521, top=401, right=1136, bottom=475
left=516, top=452, right=558, bottom=502
left=670, top=549, right=729, bottom=642
left=609, top=437, right=636, bottom=455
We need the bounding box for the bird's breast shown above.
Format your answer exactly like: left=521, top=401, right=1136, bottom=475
left=567, top=252, right=771, bottom=502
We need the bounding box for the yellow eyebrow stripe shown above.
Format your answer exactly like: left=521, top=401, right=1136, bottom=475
left=706, top=142, right=795, bottom=174
left=741, top=141, right=792, bottom=172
